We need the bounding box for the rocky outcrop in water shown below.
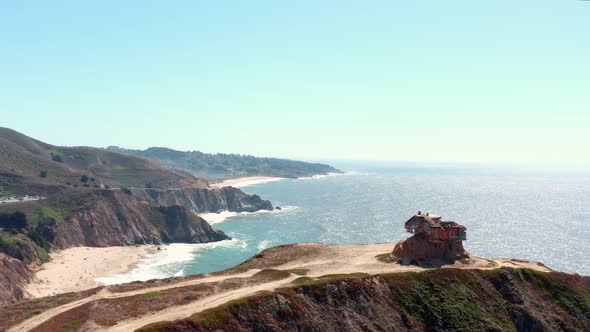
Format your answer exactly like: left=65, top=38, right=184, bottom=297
left=132, top=187, right=273, bottom=213
left=141, top=268, right=590, bottom=332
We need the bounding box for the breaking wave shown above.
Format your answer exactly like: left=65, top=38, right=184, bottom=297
left=199, top=205, right=299, bottom=225
left=95, top=238, right=245, bottom=285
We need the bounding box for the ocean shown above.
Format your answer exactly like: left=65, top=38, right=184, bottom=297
left=96, top=162, right=590, bottom=285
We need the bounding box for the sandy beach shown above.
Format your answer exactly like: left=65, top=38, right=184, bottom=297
left=25, top=245, right=157, bottom=298
left=210, top=176, right=285, bottom=188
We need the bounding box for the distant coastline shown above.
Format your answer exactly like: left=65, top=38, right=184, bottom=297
left=210, top=172, right=346, bottom=188
left=210, top=176, right=286, bottom=188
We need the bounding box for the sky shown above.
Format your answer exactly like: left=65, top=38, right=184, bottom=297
left=1, top=1, right=589, bottom=165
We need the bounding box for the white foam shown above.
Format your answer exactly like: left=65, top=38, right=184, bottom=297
left=232, top=177, right=286, bottom=188
left=199, top=206, right=299, bottom=225
left=198, top=211, right=242, bottom=224
left=296, top=172, right=349, bottom=180
left=95, top=239, right=243, bottom=285
left=257, top=240, right=272, bottom=251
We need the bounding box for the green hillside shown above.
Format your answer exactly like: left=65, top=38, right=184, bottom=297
left=106, top=146, right=342, bottom=180
left=0, top=128, right=207, bottom=195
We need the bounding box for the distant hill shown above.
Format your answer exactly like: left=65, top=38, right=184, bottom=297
left=106, top=146, right=343, bottom=180
left=0, top=128, right=207, bottom=195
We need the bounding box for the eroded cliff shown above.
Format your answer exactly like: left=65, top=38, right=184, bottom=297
left=132, top=187, right=273, bottom=213
left=35, top=189, right=230, bottom=249
left=0, top=189, right=233, bottom=306
left=0, top=254, right=33, bottom=306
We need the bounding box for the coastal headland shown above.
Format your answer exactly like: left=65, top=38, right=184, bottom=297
left=3, top=242, right=573, bottom=332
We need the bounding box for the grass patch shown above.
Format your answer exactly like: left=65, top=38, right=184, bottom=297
left=33, top=206, right=64, bottom=224
left=0, top=233, right=28, bottom=261
left=134, top=290, right=163, bottom=301
left=34, top=245, right=50, bottom=263
left=58, top=320, right=83, bottom=332
left=458, top=258, right=470, bottom=264
left=252, top=269, right=292, bottom=281
left=292, top=277, right=314, bottom=285
left=317, top=272, right=370, bottom=281
left=484, top=258, right=498, bottom=267
left=536, top=262, right=554, bottom=271
left=288, top=268, right=309, bottom=276
left=375, top=253, right=396, bottom=263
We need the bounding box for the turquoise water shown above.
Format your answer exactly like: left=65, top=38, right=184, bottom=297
left=181, top=162, right=590, bottom=276
left=98, top=162, right=590, bottom=285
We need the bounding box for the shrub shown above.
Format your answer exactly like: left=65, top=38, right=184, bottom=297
left=39, top=170, right=48, bottom=178
left=27, top=229, right=51, bottom=252
left=0, top=234, right=27, bottom=261
left=34, top=206, right=64, bottom=224
left=80, top=175, right=89, bottom=183
left=121, top=187, right=133, bottom=196
left=83, top=184, right=90, bottom=187
left=51, top=154, right=63, bottom=163
left=0, top=211, right=28, bottom=230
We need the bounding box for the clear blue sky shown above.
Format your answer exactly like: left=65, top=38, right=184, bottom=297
left=1, top=1, right=589, bottom=164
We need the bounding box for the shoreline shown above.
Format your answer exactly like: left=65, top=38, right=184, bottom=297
left=210, top=176, right=286, bottom=188
left=210, top=172, right=344, bottom=188
left=25, top=245, right=157, bottom=298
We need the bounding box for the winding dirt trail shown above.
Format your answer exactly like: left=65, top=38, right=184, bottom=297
left=7, top=270, right=260, bottom=332
left=7, top=243, right=552, bottom=332
left=109, top=276, right=297, bottom=332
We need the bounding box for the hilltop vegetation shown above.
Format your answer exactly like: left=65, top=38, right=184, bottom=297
left=0, top=127, right=207, bottom=196
left=140, top=268, right=590, bottom=332
left=106, top=146, right=342, bottom=180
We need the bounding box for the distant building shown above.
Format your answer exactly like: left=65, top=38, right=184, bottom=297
left=404, top=213, right=467, bottom=242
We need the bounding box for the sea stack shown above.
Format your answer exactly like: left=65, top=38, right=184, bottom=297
left=392, top=212, right=469, bottom=265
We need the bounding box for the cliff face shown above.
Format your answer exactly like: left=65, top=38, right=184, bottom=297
left=144, top=268, right=590, bottom=332
left=48, top=190, right=229, bottom=249
left=0, top=184, right=274, bottom=305
left=132, top=187, right=273, bottom=213
left=0, top=254, right=33, bottom=306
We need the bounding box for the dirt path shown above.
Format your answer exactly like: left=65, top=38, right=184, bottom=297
left=108, top=276, right=298, bottom=332
left=7, top=243, right=553, bottom=332
left=7, top=270, right=260, bottom=332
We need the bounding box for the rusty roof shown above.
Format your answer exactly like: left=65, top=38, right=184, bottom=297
left=405, top=213, right=466, bottom=230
